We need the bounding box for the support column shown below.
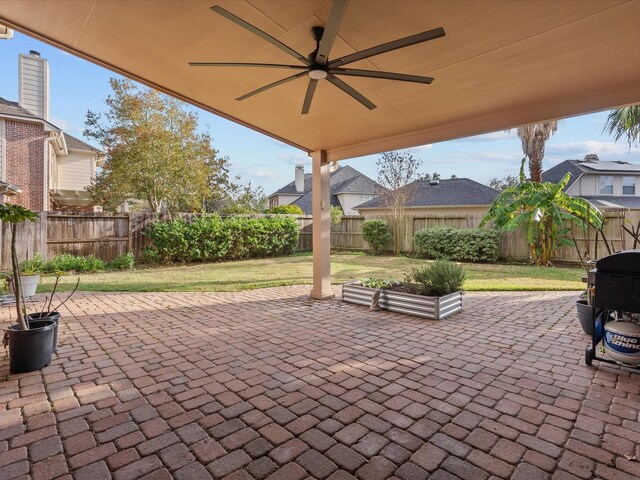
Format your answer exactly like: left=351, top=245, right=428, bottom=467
left=310, top=150, right=334, bottom=300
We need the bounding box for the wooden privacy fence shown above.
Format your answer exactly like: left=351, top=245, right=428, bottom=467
left=1, top=210, right=639, bottom=269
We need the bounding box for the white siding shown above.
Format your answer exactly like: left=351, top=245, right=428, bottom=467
left=0, top=118, right=4, bottom=181
left=56, top=151, right=95, bottom=191
left=567, top=174, right=598, bottom=196
left=19, top=54, right=49, bottom=120
left=337, top=193, right=377, bottom=215
left=271, top=194, right=303, bottom=207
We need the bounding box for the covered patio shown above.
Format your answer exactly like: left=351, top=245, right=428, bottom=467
left=1, top=1, right=640, bottom=479
left=1, top=287, right=638, bottom=480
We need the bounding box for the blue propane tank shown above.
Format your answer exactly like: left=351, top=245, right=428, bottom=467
left=604, top=321, right=640, bottom=365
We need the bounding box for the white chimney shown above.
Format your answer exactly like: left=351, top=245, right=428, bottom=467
left=295, top=164, right=305, bottom=193
left=19, top=51, right=49, bottom=120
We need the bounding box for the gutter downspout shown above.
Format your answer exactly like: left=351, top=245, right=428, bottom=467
left=44, top=136, right=57, bottom=211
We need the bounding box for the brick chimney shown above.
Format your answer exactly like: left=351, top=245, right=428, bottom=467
left=19, top=50, right=49, bottom=120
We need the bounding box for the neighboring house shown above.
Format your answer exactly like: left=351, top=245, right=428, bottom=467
left=268, top=164, right=381, bottom=215
left=542, top=154, right=640, bottom=210
left=0, top=51, right=103, bottom=212
left=356, top=177, right=499, bottom=223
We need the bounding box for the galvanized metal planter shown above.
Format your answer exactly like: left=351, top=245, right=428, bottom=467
left=341, top=282, right=462, bottom=320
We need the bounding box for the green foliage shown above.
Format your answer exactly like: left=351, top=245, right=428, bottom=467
left=408, top=260, right=466, bottom=296
left=265, top=205, right=304, bottom=215
left=20, top=253, right=46, bottom=275
left=481, top=159, right=603, bottom=265
left=0, top=203, right=39, bottom=224
left=47, top=254, right=106, bottom=273
left=85, top=78, right=230, bottom=212
left=107, top=253, right=135, bottom=270
left=145, top=215, right=299, bottom=263
left=360, top=278, right=399, bottom=289
left=330, top=206, right=343, bottom=227
left=362, top=220, right=391, bottom=253
left=604, top=105, right=640, bottom=148
left=141, top=247, right=162, bottom=265
left=414, top=228, right=500, bottom=263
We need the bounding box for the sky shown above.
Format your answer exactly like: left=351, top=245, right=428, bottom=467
left=1, top=31, right=639, bottom=195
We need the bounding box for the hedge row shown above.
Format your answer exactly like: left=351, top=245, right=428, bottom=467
left=145, top=215, right=299, bottom=263
left=414, top=227, right=500, bottom=262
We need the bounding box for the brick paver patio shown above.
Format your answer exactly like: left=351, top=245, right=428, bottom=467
left=1, top=287, right=639, bottom=480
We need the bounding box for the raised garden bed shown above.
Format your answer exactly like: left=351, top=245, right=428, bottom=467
left=342, top=281, right=462, bottom=320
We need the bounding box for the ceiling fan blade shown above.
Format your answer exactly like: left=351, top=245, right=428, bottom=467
left=301, top=79, right=318, bottom=115
left=326, top=74, right=376, bottom=110
left=189, top=62, right=307, bottom=70
left=211, top=5, right=311, bottom=66
left=328, top=27, right=445, bottom=68
left=236, top=71, right=307, bottom=101
left=330, top=68, right=433, bottom=84
left=315, top=0, right=349, bottom=66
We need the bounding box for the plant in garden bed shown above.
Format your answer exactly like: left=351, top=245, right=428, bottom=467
left=343, top=260, right=466, bottom=320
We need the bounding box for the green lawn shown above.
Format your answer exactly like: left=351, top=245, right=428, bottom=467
left=37, top=252, right=585, bottom=293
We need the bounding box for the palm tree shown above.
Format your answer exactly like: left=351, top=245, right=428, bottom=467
left=603, top=106, right=640, bottom=148
left=514, top=121, right=558, bottom=182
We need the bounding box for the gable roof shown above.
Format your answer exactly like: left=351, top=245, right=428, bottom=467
left=271, top=165, right=381, bottom=214
left=542, top=158, right=640, bottom=189
left=357, top=178, right=498, bottom=210
left=64, top=133, right=102, bottom=153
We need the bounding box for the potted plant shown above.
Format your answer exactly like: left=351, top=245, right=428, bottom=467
left=0, top=204, right=56, bottom=373
left=27, top=275, right=80, bottom=354
left=342, top=259, right=465, bottom=320
left=18, top=252, right=44, bottom=297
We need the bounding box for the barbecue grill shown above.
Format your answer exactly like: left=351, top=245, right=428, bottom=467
left=586, top=250, right=640, bottom=368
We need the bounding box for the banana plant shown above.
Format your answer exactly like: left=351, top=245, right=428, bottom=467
left=481, top=159, right=603, bottom=265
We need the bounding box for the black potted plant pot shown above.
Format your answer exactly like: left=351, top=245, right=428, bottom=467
left=7, top=319, right=56, bottom=374
left=27, top=312, right=60, bottom=353
left=576, top=299, right=598, bottom=335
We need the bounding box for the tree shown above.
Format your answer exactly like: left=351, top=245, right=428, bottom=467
left=513, top=121, right=558, bottom=182
left=488, top=174, right=519, bottom=191
left=376, top=151, right=422, bottom=254
left=481, top=159, right=602, bottom=265
left=418, top=172, right=441, bottom=181
left=215, top=180, right=267, bottom=214
left=330, top=206, right=343, bottom=227
left=85, top=78, right=231, bottom=212
left=603, top=105, right=640, bottom=148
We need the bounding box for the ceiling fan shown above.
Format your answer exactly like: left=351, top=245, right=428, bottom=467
left=189, top=0, right=445, bottom=114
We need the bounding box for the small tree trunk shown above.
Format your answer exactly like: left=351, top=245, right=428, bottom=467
left=11, top=225, right=28, bottom=331
left=529, top=157, right=543, bottom=183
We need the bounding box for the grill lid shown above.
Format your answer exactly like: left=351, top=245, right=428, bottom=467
left=596, top=250, right=640, bottom=274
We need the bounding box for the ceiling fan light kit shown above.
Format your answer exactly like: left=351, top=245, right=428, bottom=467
left=190, top=0, right=445, bottom=114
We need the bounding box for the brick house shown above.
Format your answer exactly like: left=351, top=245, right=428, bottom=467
left=0, top=51, right=103, bottom=212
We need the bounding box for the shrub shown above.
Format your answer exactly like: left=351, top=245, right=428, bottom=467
left=362, top=220, right=391, bottom=253
left=265, top=205, right=303, bottom=215
left=46, top=254, right=106, bottom=273
left=108, top=252, right=135, bottom=270
left=414, top=227, right=499, bottom=263
left=330, top=206, right=343, bottom=227
left=409, top=260, right=466, bottom=296
left=141, top=247, right=162, bottom=265
left=20, top=253, right=46, bottom=275
left=145, top=215, right=299, bottom=263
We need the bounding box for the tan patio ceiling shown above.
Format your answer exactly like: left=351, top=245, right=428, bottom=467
left=2, top=0, right=640, bottom=161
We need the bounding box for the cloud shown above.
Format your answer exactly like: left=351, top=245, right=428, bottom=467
left=276, top=151, right=310, bottom=166
left=51, top=116, right=84, bottom=134
left=547, top=140, right=640, bottom=158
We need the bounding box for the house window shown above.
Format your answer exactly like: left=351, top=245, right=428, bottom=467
left=622, top=176, right=636, bottom=195
left=600, top=176, right=613, bottom=195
